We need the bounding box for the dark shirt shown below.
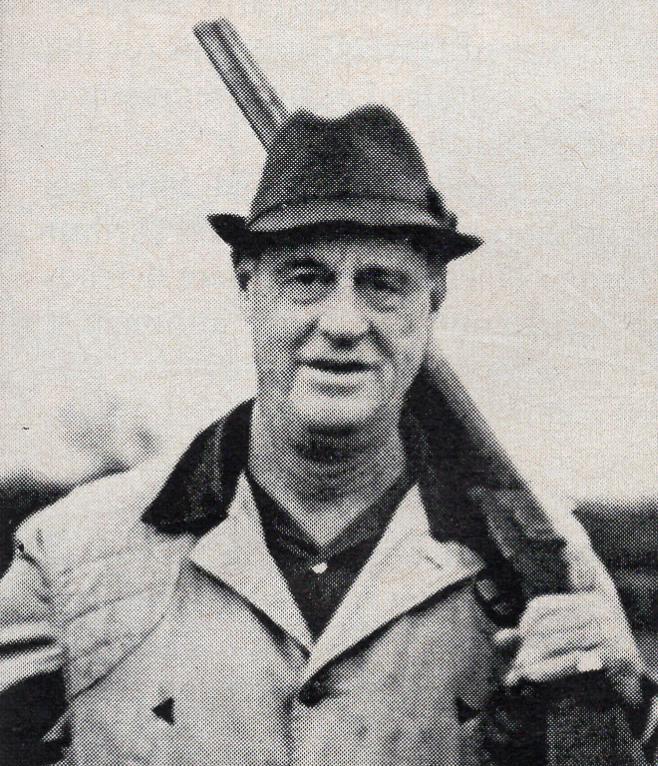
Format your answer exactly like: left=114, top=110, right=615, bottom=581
left=246, top=471, right=413, bottom=639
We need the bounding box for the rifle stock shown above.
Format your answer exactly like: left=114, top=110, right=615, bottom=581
left=193, top=18, right=644, bottom=765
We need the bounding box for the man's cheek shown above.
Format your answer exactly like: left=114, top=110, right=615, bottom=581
left=394, top=332, right=432, bottom=390
left=398, top=302, right=434, bottom=337
left=252, top=311, right=305, bottom=379
left=377, top=312, right=431, bottom=362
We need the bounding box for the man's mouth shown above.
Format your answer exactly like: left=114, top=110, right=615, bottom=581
left=306, top=360, right=372, bottom=374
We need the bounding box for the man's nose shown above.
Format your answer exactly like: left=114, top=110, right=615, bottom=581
left=316, top=278, right=369, bottom=344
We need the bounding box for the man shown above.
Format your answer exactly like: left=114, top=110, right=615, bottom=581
left=1, top=106, right=655, bottom=765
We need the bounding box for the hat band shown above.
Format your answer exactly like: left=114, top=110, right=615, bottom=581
left=247, top=196, right=455, bottom=234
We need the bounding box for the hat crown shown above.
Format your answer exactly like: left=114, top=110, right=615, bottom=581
left=248, top=105, right=447, bottom=225
left=207, top=104, right=483, bottom=263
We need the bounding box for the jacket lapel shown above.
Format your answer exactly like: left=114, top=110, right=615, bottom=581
left=142, top=400, right=253, bottom=534
left=188, top=473, right=313, bottom=651
left=304, top=484, right=485, bottom=680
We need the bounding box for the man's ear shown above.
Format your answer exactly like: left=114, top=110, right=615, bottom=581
left=234, top=256, right=257, bottom=318
left=234, top=254, right=256, bottom=290
left=429, top=265, right=447, bottom=313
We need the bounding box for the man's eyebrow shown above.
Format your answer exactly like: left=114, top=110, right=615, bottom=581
left=358, top=265, right=411, bottom=280
left=276, top=257, right=330, bottom=270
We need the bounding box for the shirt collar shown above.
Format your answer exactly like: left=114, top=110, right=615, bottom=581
left=245, top=467, right=413, bottom=561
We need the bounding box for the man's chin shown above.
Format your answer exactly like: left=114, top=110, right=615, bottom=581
left=289, top=392, right=384, bottom=433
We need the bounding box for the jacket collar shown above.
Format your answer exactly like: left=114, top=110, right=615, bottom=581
left=141, top=397, right=515, bottom=579
left=142, top=399, right=253, bottom=534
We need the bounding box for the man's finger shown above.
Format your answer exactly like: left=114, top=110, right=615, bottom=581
left=519, top=603, right=600, bottom=639
left=510, top=628, right=601, bottom=673
left=0, top=620, right=55, bottom=647
left=505, top=648, right=603, bottom=686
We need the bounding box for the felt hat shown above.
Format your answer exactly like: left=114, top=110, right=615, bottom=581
left=208, top=105, right=483, bottom=262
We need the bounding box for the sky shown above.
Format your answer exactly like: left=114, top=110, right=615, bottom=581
left=1, top=1, right=656, bottom=499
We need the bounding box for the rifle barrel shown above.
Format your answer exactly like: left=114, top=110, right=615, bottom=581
left=194, top=19, right=289, bottom=147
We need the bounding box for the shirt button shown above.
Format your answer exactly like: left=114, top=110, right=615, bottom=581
left=298, top=677, right=329, bottom=707
left=310, top=561, right=328, bottom=574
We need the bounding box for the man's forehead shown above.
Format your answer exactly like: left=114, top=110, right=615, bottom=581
left=259, top=231, right=429, bottom=271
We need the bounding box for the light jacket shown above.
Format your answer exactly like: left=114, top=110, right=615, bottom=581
left=0, top=401, right=653, bottom=765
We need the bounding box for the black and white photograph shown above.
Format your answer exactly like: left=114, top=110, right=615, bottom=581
left=1, top=3, right=656, bottom=764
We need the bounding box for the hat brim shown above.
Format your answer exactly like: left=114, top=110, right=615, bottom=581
left=208, top=198, right=483, bottom=263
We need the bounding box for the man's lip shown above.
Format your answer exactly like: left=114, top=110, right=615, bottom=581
left=302, top=359, right=375, bottom=373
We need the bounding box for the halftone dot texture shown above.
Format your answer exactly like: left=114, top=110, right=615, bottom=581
left=1, top=6, right=656, bottom=766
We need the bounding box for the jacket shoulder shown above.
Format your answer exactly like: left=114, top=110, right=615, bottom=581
left=15, top=449, right=186, bottom=577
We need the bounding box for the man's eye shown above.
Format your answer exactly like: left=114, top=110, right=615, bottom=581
left=286, top=269, right=330, bottom=285
left=293, top=270, right=321, bottom=285
left=372, top=277, right=398, bottom=293
left=361, top=271, right=404, bottom=294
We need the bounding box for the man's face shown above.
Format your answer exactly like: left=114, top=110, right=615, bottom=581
left=241, top=232, right=444, bottom=432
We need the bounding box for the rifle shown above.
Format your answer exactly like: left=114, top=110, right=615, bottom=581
left=193, top=18, right=645, bottom=765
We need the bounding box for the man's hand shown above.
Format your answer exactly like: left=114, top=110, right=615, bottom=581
left=494, top=591, right=646, bottom=710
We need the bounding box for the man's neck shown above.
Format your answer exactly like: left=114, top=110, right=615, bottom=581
left=247, top=402, right=407, bottom=547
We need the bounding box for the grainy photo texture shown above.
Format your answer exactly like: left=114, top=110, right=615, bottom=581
left=1, top=3, right=656, bottom=765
